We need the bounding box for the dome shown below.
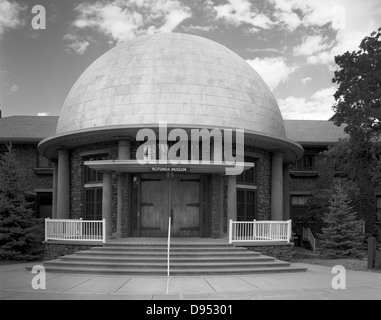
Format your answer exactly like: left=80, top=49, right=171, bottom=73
left=56, top=33, right=286, bottom=138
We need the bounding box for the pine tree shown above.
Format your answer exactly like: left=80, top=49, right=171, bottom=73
left=319, top=181, right=363, bottom=259
left=0, top=144, right=43, bottom=261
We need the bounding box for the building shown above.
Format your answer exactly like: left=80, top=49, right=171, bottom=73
left=1, top=33, right=379, bottom=241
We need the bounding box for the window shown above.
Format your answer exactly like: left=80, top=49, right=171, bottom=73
left=84, top=154, right=107, bottom=183
left=85, top=188, right=103, bottom=220
left=36, top=153, right=53, bottom=168
left=237, top=157, right=257, bottom=185
left=36, top=192, right=52, bottom=219
left=237, top=189, right=257, bottom=221
left=377, top=196, right=381, bottom=221
left=291, top=155, right=315, bottom=171
left=291, top=195, right=312, bottom=207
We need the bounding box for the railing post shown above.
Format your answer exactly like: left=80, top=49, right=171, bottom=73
left=167, top=216, right=171, bottom=277
left=79, top=218, right=83, bottom=239
left=229, top=219, right=233, bottom=244
left=45, top=218, right=49, bottom=241
left=102, top=218, right=106, bottom=244
left=287, top=220, right=291, bottom=243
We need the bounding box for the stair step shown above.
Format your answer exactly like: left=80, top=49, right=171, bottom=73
left=42, top=241, right=304, bottom=276
left=44, top=260, right=288, bottom=269
left=75, top=251, right=260, bottom=257
left=104, top=243, right=233, bottom=248
left=92, top=246, right=251, bottom=252
left=60, top=255, right=275, bottom=263
left=42, top=265, right=307, bottom=275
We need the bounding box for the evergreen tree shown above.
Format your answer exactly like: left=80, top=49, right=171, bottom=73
left=319, top=181, right=363, bottom=258
left=0, top=144, right=43, bottom=261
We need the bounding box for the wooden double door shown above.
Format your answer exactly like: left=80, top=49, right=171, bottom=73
left=135, top=173, right=210, bottom=237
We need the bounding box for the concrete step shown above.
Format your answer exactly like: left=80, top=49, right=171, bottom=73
left=104, top=242, right=233, bottom=248
left=42, top=265, right=307, bottom=275
left=44, top=259, right=290, bottom=269
left=60, top=255, right=275, bottom=263
left=42, top=242, right=306, bottom=275
left=91, top=246, right=252, bottom=252
left=75, top=250, right=260, bottom=258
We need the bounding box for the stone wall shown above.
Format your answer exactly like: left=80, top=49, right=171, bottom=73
left=43, top=242, right=101, bottom=260
left=10, top=144, right=53, bottom=191
left=245, top=244, right=293, bottom=262
left=211, top=174, right=222, bottom=238
left=70, top=141, right=118, bottom=220
left=0, top=143, right=53, bottom=217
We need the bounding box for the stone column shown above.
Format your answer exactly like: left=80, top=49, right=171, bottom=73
left=52, top=161, right=58, bottom=219
left=283, top=164, right=290, bottom=221
left=218, top=174, right=224, bottom=237
left=102, top=171, right=113, bottom=239
left=116, top=139, right=131, bottom=238
left=57, top=149, right=70, bottom=219
left=118, top=139, right=131, bottom=160
left=227, top=175, right=237, bottom=223
left=271, top=151, right=283, bottom=221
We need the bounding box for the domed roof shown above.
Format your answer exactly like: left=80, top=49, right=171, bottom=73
left=56, top=33, right=286, bottom=138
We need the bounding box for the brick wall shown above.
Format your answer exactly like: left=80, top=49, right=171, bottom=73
left=70, top=141, right=118, bottom=219
left=10, top=144, right=53, bottom=191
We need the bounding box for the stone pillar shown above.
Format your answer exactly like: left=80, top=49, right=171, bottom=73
left=116, top=174, right=123, bottom=238
left=117, top=139, right=131, bottom=238
left=271, top=151, right=283, bottom=221
left=218, top=174, right=224, bottom=237
left=52, top=161, right=58, bottom=219
left=118, top=139, right=131, bottom=160
left=283, top=164, right=290, bottom=221
left=227, top=175, right=237, bottom=223
left=102, top=172, right=113, bottom=239
left=57, top=149, right=70, bottom=219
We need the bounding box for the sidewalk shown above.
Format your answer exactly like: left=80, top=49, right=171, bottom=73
left=1, top=262, right=380, bottom=300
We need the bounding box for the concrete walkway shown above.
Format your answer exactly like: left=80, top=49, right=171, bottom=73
left=0, top=262, right=380, bottom=300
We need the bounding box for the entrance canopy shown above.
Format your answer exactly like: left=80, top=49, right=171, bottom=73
left=84, top=160, right=254, bottom=174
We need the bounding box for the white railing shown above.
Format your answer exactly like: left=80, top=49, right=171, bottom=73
left=167, top=216, right=171, bottom=278
left=303, top=227, right=316, bottom=252
left=45, top=218, right=106, bottom=243
left=229, top=219, right=292, bottom=244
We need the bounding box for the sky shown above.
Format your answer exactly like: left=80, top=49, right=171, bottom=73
left=0, top=0, right=380, bottom=120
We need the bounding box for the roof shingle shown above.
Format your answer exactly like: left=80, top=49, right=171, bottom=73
left=0, top=116, right=347, bottom=145
left=284, top=120, right=347, bottom=144
left=0, top=116, right=58, bottom=141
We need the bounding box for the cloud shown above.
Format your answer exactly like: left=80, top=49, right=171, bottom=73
left=213, top=0, right=274, bottom=30
left=301, top=77, right=312, bottom=84
left=246, top=57, right=297, bottom=90
left=272, top=0, right=381, bottom=69
left=278, top=86, right=337, bottom=120
left=64, top=34, right=90, bottom=55
left=70, top=0, right=191, bottom=45
left=182, top=24, right=216, bottom=33
left=7, top=83, right=18, bottom=95
left=0, top=0, right=26, bottom=35
left=37, top=112, right=49, bottom=116
left=293, top=35, right=332, bottom=56
left=158, top=8, right=191, bottom=33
